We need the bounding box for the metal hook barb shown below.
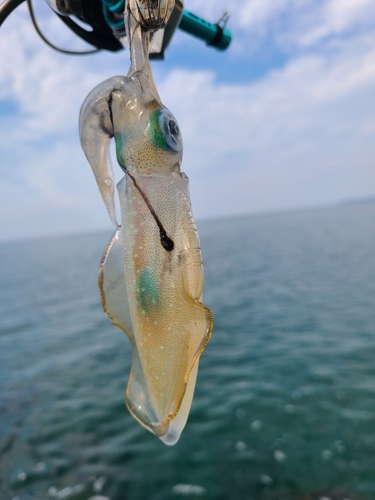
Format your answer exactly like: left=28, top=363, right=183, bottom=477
left=217, top=10, right=230, bottom=29
left=131, top=0, right=175, bottom=31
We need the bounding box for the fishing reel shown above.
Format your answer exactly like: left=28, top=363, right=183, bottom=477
left=0, top=0, right=231, bottom=59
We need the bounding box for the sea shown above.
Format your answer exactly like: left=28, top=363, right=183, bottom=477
left=0, top=201, right=375, bottom=500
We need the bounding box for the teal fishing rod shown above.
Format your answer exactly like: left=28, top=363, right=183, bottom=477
left=178, top=10, right=231, bottom=51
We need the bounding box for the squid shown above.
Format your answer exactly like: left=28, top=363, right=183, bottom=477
left=79, top=0, right=213, bottom=445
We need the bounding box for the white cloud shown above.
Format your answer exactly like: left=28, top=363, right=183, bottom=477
left=185, top=0, right=375, bottom=53
left=158, top=32, right=375, bottom=217
left=238, top=0, right=291, bottom=30
left=0, top=1, right=375, bottom=241
left=0, top=3, right=129, bottom=129
left=324, top=0, right=375, bottom=33
left=296, top=0, right=375, bottom=46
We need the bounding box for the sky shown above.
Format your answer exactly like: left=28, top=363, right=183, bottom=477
left=0, top=0, right=374, bottom=242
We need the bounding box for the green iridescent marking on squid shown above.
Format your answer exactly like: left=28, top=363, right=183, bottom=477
left=148, top=109, right=170, bottom=151
left=115, top=133, right=126, bottom=168
left=137, top=267, right=160, bottom=313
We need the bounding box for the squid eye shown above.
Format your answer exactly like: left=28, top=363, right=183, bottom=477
left=149, top=109, right=183, bottom=153
left=168, top=119, right=179, bottom=137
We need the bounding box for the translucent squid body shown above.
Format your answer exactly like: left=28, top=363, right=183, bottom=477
left=79, top=0, right=212, bottom=445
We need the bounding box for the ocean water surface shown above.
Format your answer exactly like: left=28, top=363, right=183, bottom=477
left=1, top=202, right=375, bottom=500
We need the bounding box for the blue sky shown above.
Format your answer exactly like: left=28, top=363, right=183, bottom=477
left=0, top=0, right=374, bottom=241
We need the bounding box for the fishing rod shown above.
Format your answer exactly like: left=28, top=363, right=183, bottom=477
left=0, top=0, right=232, bottom=58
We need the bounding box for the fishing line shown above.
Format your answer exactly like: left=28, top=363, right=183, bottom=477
left=27, top=0, right=100, bottom=55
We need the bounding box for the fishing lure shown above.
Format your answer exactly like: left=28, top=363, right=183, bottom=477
left=79, top=0, right=212, bottom=445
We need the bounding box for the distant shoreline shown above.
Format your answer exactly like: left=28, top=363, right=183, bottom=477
left=338, top=195, right=375, bottom=206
